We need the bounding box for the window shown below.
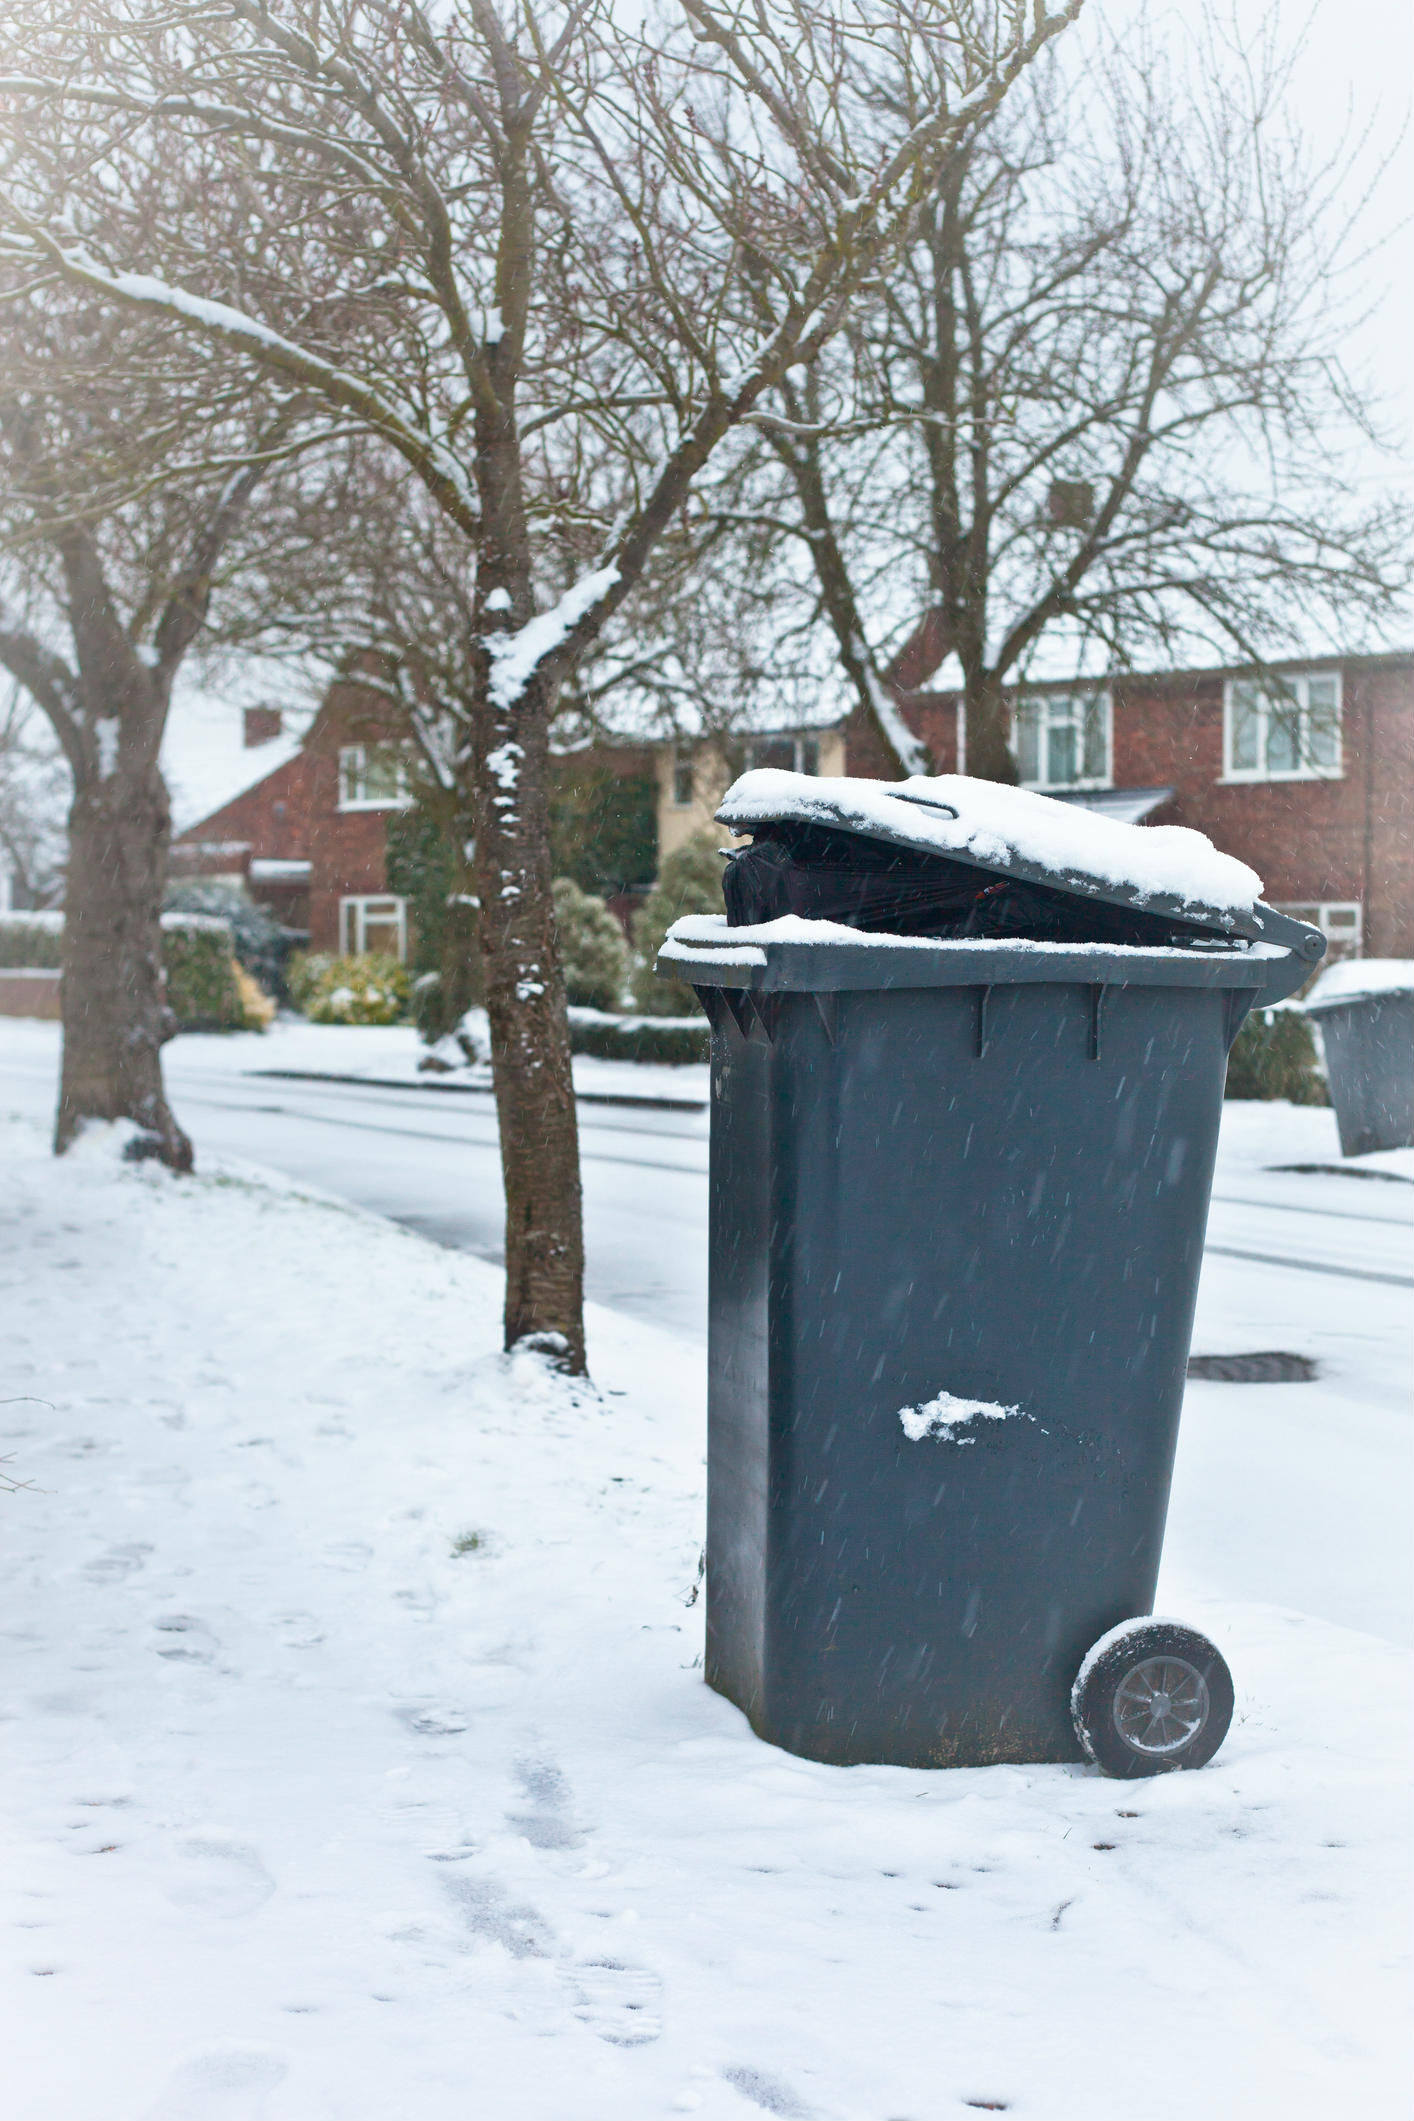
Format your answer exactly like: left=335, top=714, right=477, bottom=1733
left=1014, top=692, right=1110, bottom=790
left=671, top=748, right=696, bottom=808
left=340, top=895, right=408, bottom=960
left=1274, top=901, right=1362, bottom=958
left=1223, top=672, right=1341, bottom=781
left=337, top=743, right=410, bottom=810
left=743, top=735, right=821, bottom=776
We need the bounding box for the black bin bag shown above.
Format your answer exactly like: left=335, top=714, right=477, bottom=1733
left=657, top=770, right=1325, bottom=1774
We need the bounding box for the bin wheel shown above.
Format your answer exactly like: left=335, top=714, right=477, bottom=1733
left=1071, top=1620, right=1234, bottom=1779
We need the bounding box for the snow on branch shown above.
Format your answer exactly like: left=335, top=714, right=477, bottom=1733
left=484, top=566, right=622, bottom=711
left=0, top=233, right=479, bottom=540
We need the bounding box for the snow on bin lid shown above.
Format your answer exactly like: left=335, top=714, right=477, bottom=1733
left=716, top=769, right=1265, bottom=933
left=1303, top=958, right=1414, bottom=1011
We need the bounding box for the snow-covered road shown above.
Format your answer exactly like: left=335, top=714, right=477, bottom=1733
left=2, top=1021, right=1409, bottom=1339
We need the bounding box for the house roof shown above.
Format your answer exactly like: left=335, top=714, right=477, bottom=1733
left=162, top=682, right=306, bottom=835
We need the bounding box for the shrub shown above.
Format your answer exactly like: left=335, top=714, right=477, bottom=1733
left=553, top=877, right=630, bottom=1012
left=0, top=911, right=63, bottom=967
left=567, top=1007, right=710, bottom=1065
left=385, top=804, right=483, bottom=1042
left=1225, top=1004, right=1328, bottom=1103
left=287, top=950, right=410, bottom=1025
left=0, top=910, right=268, bottom=1030
left=629, top=830, right=727, bottom=1015
left=160, top=914, right=250, bottom=1031
left=549, top=761, right=657, bottom=896
left=163, top=880, right=297, bottom=1000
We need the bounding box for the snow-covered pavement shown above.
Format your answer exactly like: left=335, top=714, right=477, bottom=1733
left=1, top=1018, right=1411, bottom=2119
left=1, top=1113, right=1410, bottom=2121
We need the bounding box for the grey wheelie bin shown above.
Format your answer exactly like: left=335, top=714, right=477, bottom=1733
left=1303, top=960, right=1414, bottom=1156
left=658, top=771, right=1323, bottom=1777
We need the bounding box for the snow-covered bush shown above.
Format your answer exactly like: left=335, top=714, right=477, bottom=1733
left=163, top=880, right=296, bottom=1001
left=0, top=909, right=268, bottom=1030
left=161, top=914, right=258, bottom=1032
left=629, top=832, right=727, bottom=1015
left=567, top=1007, right=709, bottom=1065
left=1225, top=1003, right=1327, bottom=1103
left=552, top=877, right=629, bottom=1012
left=0, top=910, right=63, bottom=966
left=288, top=951, right=410, bottom=1025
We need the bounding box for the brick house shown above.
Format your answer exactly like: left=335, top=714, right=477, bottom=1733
left=839, top=647, right=1412, bottom=959
left=174, top=647, right=1413, bottom=965
left=171, top=667, right=408, bottom=954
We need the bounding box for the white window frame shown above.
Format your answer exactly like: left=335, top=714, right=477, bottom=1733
left=1222, top=671, right=1343, bottom=783
left=1273, top=901, right=1363, bottom=954
left=743, top=734, right=821, bottom=776
left=1013, top=690, right=1112, bottom=792
left=339, top=894, right=408, bottom=960
left=337, top=742, right=411, bottom=811
left=670, top=747, right=696, bottom=808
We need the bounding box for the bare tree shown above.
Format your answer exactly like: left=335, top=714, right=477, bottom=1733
left=0, top=0, right=1080, bottom=1362
left=0, top=273, right=319, bottom=1164
left=0, top=684, right=67, bottom=905
left=730, top=10, right=1411, bottom=779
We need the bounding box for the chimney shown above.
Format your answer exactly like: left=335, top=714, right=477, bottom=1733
left=244, top=705, right=282, bottom=748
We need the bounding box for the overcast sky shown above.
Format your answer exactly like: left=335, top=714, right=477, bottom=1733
left=1104, top=0, right=1412, bottom=484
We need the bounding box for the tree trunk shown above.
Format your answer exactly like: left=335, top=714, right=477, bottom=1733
left=56, top=762, right=192, bottom=1170
left=469, top=668, right=585, bottom=1371
left=962, top=670, right=1019, bottom=784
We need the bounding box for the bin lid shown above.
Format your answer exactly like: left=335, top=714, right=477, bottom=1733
left=1303, top=958, right=1414, bottom=1013
left=716, top=768, right=1292, bottom=946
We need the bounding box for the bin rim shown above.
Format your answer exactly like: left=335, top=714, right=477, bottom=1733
left=715, top=768, right=1311, bottom=952
left=658, top=915, right=1316, bottom=1006
left=1301, top=958, right=1414, bottom=1015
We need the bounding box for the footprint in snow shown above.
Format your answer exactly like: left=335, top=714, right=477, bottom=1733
left=722, top=2066, right=813, bottom=2117
left=321, top=1540, right=373, bottom=1572
left=143, top=2044, right=287, bottom=2121
left=162, top=1835, right=275, bottom=1920
left=507, top=1758, right=583, bottom=1850
left=395, top=1703, right=469, bottom=1737
left=440, top=1871, right=554, bottom=1959
left=83, top=1542, right=152, bottom=1582
left=152, top=1615, right=219, bottom=1663
left=568, top=1958, right=663, bottom=2046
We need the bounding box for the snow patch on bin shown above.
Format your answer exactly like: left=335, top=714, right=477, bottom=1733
left=898, top=1390, right=1027, bottom=1444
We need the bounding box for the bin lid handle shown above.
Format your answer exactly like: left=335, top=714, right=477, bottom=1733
left=888, top=792, right=960, bottom=820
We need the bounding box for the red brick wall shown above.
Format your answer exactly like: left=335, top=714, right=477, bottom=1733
left=1108, top=662, right=1412, bottom=954
left=172, top=751, right=314, bottom=865
left=844, top=655, right=1412, bottom=954
left=300, top=680, right=402, bottom=951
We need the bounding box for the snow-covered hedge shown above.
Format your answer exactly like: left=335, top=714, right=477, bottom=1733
left=0, top=910, right=268, bottom=1031
left=0, top=910, right=64, bottom=966
left=567, top=1006, right=709, bottom=1065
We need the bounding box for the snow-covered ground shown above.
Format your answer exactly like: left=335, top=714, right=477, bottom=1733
left=2, top=1106, right=1410, bottom=2121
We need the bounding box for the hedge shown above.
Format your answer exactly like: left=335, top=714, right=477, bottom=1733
left=0, top=910, right=266, bottom=1031
left=0, top=911, right=63, bottom=966
left=1225, top=1003, right=1328, bottom=1103
left=554, top=878, right=630, bottom=1012
left=567, top=1006, right=709, bottom=1065
left=160, top=914, right=253, bottom=1031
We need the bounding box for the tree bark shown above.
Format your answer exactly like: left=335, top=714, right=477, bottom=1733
left=468, top=665, right=585, bottom=1370
left=57, top=760, right=192, bottom=1169
left=961, top=669, right=1018, bottom=784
